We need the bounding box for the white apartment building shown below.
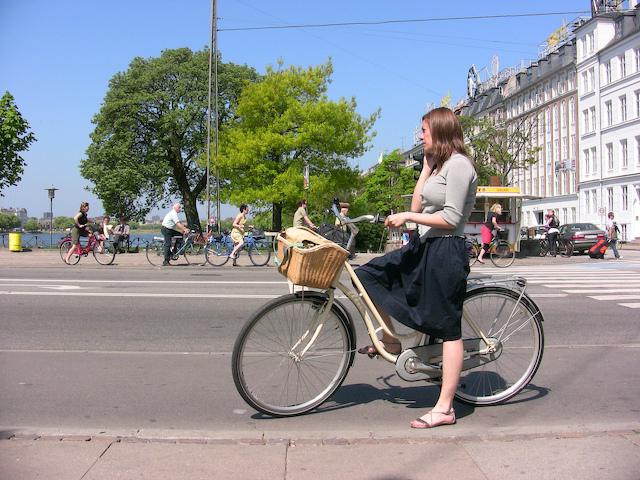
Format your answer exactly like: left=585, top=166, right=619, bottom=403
left=575, top=2, right=640, bottom=240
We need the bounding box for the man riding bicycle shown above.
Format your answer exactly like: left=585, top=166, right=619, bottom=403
left=161, top=203, right=189, bottom=266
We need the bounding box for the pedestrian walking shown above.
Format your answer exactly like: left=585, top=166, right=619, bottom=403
left=544, top=209, right=560, bottom=257
left=605, top=211, right=622, bottom=259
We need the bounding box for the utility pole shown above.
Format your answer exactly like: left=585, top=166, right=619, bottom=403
left=206, top=0, right=216, bottom=225
left=213, top=0, right=221, bottom=233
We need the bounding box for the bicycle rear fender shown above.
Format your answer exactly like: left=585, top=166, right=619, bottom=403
left=292, top=291, right=357, bottom=364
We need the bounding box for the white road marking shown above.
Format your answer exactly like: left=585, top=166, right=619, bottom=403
left=542, top=283, right=640, bottom=288
left=587, top=295, right=640, bottom=301
left=0, top=291, right=280, bottom=299
left=0, top=283, right=82, bottom=289
left=0, top=278, right=287, bottom=285
left=561, top=289, right=640, bottom=293
left=618, top=303, right=640, bottom=308
left=527, top=293, right=568, bottom=298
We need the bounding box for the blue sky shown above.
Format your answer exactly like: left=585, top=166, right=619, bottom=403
left=0, top=0, right=589, bottom=220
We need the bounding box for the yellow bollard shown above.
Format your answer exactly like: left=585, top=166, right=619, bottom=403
left=8, top=232, right=22, bottom=252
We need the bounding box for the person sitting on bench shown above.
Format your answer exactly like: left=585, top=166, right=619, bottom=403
left=112, top=217, right=130, bottom=252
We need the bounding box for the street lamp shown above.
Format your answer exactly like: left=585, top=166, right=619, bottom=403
left=45, top=186, right=58, bottom=248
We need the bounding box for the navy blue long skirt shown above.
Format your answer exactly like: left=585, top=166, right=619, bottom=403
left=355, top=235, right=469, bottom=341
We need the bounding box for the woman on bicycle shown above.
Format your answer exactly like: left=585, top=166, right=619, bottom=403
left=229, top=204, right=249, bottom=266
left=477, top=203, right=503, bottom=264
left=64, top=202, right=91, bottom=264
left=355, top=107, right=477, bottom=429
left=544, top=209, right=560, bottom=257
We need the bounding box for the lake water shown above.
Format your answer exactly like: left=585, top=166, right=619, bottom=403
left=1, top=232, right=162, bottom=249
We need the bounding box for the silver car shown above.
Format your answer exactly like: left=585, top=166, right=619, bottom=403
left=558, top=223, right=606, bottom=253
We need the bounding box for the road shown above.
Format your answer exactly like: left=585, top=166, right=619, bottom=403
left=1, top=255, right=640, bottom=441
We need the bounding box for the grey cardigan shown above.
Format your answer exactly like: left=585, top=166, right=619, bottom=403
left=419, top=153, right=478, bottom=238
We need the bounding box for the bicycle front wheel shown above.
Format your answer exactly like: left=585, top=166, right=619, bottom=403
left=490, top=240, right=515, bottom=267
left=248, top=241, right=271, bottom=266
left=232, top=294, right=355, bottom=417
left=466, top=240, right=479, bottom=266
left=558, top=239, right=573, bottom=257
left=205, top=241, right=231, bottom=266
left=455, top=286, right=544, bottom=405
left=145, top=240, right=165, bottom=266
left=93, top=241, right=116, bottom=265
left=184, top=243, right=206, bottom=265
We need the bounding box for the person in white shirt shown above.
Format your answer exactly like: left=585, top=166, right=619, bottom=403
left=161, top=203, right=189, bottom=266
left=112, top=217, right=131, bottom=252
left=605, top=211, right=622, bottom=260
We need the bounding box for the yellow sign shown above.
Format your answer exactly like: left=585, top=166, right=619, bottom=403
left=477, top=186, right=521, bottom=194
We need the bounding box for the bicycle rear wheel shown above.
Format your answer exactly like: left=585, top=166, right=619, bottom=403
left=538, top=239, right=548, bottom=257
left=248, top=241, right=271, bottom=266
left=93, top=241, right=116, bottom=265
left=205, top=240, right=231, bottom=266
left=232, top=294, right=355, bottom=417
left=184, top=243, right=206, bottom=265
left=60, top=241, right=80, bottom=265
left=145, top=240, right=165, bottom=266
left=455, top=286, right=544, bottom=405
left=490, top=240, right=515, bottom=267
left=558, top=239, right=573, bottom=257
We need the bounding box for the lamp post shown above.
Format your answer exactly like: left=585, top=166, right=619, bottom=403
left=45, top=186, right=58, bottom=248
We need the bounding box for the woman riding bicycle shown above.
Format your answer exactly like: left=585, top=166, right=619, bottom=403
left=229, top=204, right=249, bottom=266
left=477, top=203, right=503, bottom=264
left=64, top=201, right=91, bottom=265
left=355, top=107, right=478, bottom=429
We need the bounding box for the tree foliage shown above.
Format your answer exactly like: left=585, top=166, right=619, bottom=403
left=459, top=115, right=540, bottom=186
left=53, top=216, right=74, bottom=230
left=81, top=48, right=260, bottom=227
left=0, top=91, right=36, bottom=196
left=0, top=212, right=21, bottom=231
left=217, top=61, right=379, bottom=230
left=24, top=218, right=40, bottom=232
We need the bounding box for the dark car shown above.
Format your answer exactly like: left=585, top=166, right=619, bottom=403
left=558, top=223, right=606, bottom=253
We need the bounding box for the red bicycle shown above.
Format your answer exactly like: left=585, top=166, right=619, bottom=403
left=59, top=233, right=116, bottom=265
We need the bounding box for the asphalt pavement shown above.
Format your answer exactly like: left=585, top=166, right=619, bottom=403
left=1, top=248, right=639, bottom=479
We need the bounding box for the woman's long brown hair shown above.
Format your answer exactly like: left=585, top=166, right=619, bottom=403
left=422, top=107, right=473, bottom=173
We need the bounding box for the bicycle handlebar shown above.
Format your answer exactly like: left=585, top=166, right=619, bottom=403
left=331, top=198, right=385, bottom=225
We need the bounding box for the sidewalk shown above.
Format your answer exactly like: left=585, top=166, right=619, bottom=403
left=2, top=429, right=639, bottom=480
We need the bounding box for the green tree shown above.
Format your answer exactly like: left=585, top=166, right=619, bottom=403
left=357, top=150, right=416, bottom=215
left=0, top=212, right=21, bottom=231
left=81, top=48, right=260, bottom=227
left=459, top=115, right=540, bottom=186
left=218, top=61, right=378, bottom=230
left=53, top=216, right=74, bottom=230
left=24, top=217, right=40, bottom=232
left=0, top=91, right=36, bottom=196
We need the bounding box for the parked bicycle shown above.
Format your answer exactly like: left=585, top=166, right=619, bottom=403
left=538, top=233, right=573, bottom=257
left=59, top=233, right=116, bottom=265
left=465, top=231, right=516, bottom=268
left=145, top=230, right=205, bottom=266
left=231, top=199, right=545, bottom=417
left=205, top=229, right=271, bottom=267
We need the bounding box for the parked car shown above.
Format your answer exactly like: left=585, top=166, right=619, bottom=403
left=558, top=223, right=606, bottom=253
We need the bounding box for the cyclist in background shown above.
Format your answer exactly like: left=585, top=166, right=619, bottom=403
left=477, top=203, right=503, bottom=264
left=161, top=203, right=189, bottom=266
left=229, top=204, right=249, bottom=266
left=64, top=201, right=91, bottom=265
left=293, top=199, right=317, bottom=230
left=544, top=209, right=560, bottom=257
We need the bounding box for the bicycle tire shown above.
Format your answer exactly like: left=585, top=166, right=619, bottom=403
left=145, top=240, right=165, bottom=266
left=60, top=240, right=80, bottom=265
left=184, top=242, right=206, bottom=265
left=466, top=240, right=479, bottom=266
left=490, top=240, right=515, bottom=267
left=455, top=286, right=544, bottom=405
left=232, top=293, right=355, bottom=417
left=538, top=239, right=548, bottom=257
left=558, top=239, right=573, bottom=257
left=248, top=241, right=271, bottom=266
left=93, top=241, right=116, bottom=265
left=205, top=240, right=231, bottom=266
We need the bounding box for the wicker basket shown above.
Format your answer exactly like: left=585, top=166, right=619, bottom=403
left=275, top=227, right=350, bottom=289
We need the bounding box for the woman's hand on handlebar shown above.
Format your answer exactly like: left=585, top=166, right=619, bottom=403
left=384, top=212, right=408, bottom=228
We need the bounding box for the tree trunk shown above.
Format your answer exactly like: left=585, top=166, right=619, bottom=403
left=272, top=202, right=283, bottom=231
left=182, top=192, right=200, bottom=232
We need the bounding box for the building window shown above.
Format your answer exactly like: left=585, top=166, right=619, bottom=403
left=620, top=54, right=626, bottom=78
left=607, top=143, right=614, bottom=170
left=621, top=139, right=628, bottom=168
left=569, top=99, right=575, bottom=125
left=636, top=136, right=640, bottom=165
left=570, top=134, right=576, bottom=159
left=581, top=71, right=587, bottom=93
left=591, top=147, right=597, bottom=172
left=588, top=33, right=595, bottom=54
left=635, top=90, right=640, bottom=117
left=620, top=95, right=627, bottom=122
left=583, top=109, right=589, bottom=132
left=607, top=187, right=614, bottom=212
left=636, top=48, right=640, bottom=73
left=571, top=207, right=576, bottom=222
left=622, top=186, right=628, bottom=211
left=604, top=61, right=612, bottom=84
left=553, top=105, right=559, bottom=131
left=621, top=224, right=628, bottom=241
left=588, top=67, right=595, bottom=91
left=590, top=107, right=596, bottom=132
left=605, top=101, right=613, bottom=126
left=584, top=149, right=590, bottom=174
left=585, top=191, right=590, bottom=213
